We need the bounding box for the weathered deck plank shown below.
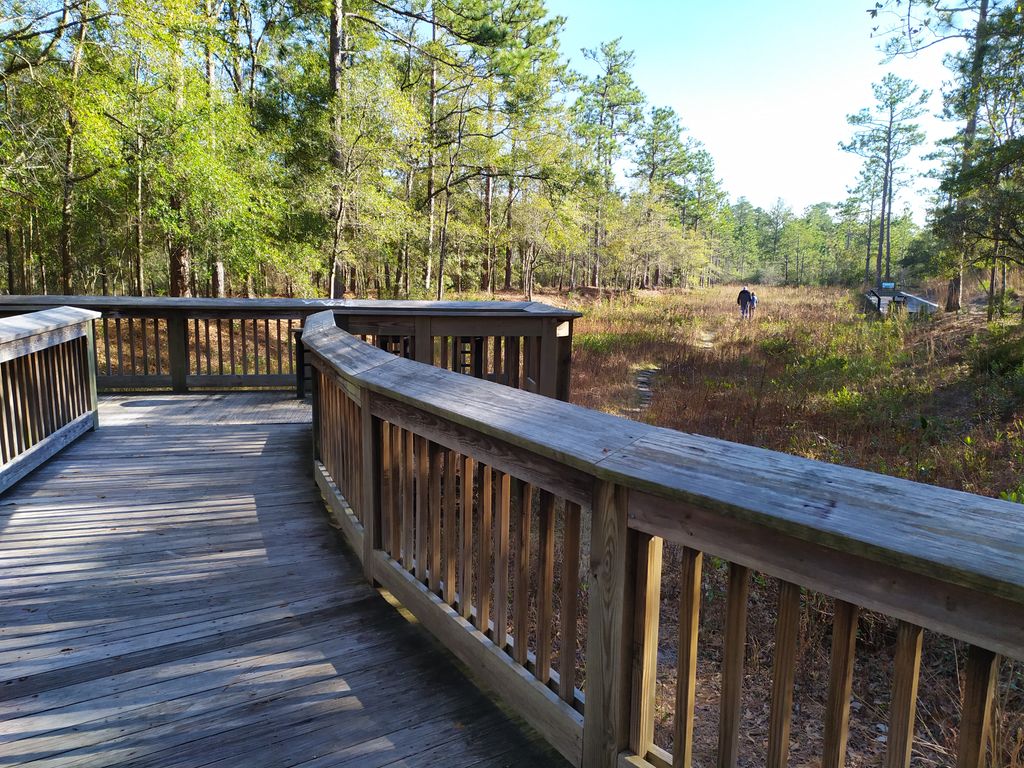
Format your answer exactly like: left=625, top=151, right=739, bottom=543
left=0, top=393, right=566, bottom=768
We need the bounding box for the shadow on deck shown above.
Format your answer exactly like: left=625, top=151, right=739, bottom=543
left=0, top=393, right=567, bottom=768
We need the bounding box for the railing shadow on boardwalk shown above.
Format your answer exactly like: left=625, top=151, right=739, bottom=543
left=2, top=299, right=1023, bottom=768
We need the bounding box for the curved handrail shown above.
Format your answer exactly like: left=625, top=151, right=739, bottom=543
left=303, top=310, right=1024, bottom=654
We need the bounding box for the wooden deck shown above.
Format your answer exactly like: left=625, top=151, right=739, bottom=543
left=0, top=393, right=567, bottom=768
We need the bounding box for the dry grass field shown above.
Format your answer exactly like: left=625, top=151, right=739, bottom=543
left=553, top=285, right=1024, bottom=767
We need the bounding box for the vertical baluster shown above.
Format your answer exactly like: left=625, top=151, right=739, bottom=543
left=885, top=621, right=923, bottom=768
left=476, top=464, right=493, bottom=633
left=7, top=359, right=24, bottom=455
left=128, top=318, right=137, bottom=375
left=276, top=319, right=283, bottom=374
left=287, top=319, right=295, bottom=373
left=514, top=481, right=533, bottom=666
left=559, top=501, right=581, bottom=704
left=16, top=357, right=35, bottom=448
left=192, top=318, right=201, bottom=374
left=630, top=533, right=663, bottom=758
left=718, top=563, right=751, bottom=768
left=264, top=318, right=271, bottom=374
left=507, top=336, right=520, bottom=389
left=0, top=363, right=12, bottom=463
left=155, top=319, right=163, bottom=376
left=216, top=318, right=224, bottom=376
left=956, top=645, right=998, bottom=768
left=673, top=548, right=704, bottom=768
left=390, top=424, right=402, bottom=560
left=492, top=336, right=503, bottom=383
left=415, top=434, right=429, bottom=583
left=253, top=318, right=260, bottom=375
left=440, top=335, right=449, bottom=370
left=443, top=450, right=457, bottom=605
left=494, top=471, right=511, bottom=651
left=28, top=351, right=47, bottom=439
left=102, top=317, right=111, bottom=376
left=241, top=319, right=248, bottom=375
left=535, top=490, right=556, bottom=683
left=767, top=581, right=802, bottom=768
left=402, top=428, right=415, bottom=571
left=48, top=346, right=63, bottom=430
left=823, top=600, right=860, bottom=768
left=428, top=442, right=442, bottom=594
left=141, top=317, right=150, bottom=375
left=379, top=421, right=392, bottom=554
left=204, top=319, right=212, bottom=375
left=115, top=317, right=124, bottom=376
left=459, top=456, right=475, bottom=620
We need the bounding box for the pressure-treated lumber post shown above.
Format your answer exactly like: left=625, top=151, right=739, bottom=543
left=956, top=645, right=998, bottom=768
left=414, top=317, right=432, bottom=364
left=823, top=600, right=860, bottom=768
left=885, top=621, right=923, bottom=768
left=360, top=387, right=382, bottom=584
left=83, top=322, right=99, bottom=430
left=166, top=312, right=188, bottom=393
left=629, top=533, right=663, bottom=759
left=538, top=318, right=558, bottom=398
left=555, top=320, right=573, bottom=402
left=583, top=480, right=636, bottom=768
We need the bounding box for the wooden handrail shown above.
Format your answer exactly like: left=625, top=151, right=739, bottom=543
left=303, top=309, right=1024, bottom=768
left=1, top=306, right=101, bottom=493
left=0, top=296, right=579, bottom=396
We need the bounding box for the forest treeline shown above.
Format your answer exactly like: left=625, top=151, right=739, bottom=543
left=0, top=0, right=1022, bottom=300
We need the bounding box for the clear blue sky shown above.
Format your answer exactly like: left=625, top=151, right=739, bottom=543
left=544, top=0, right=959, bottom=220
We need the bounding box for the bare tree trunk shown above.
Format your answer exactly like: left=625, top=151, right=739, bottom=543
left=481, top=170, right=493, bottom=291
left=503, top=179, right=514, bottom=290
left=5, top=228, right=14, bottom=293
left=58, top=6, right=89, bottom=294
left=424, top=14, right=437, bottom=290
left=876, top=166, right=888, bottom=286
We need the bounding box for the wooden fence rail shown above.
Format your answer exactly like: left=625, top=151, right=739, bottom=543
left=0, top=297, right=577, bottom=396
left=0, top=306, right=100, bottom=494
left=302, top=309, right=1024, bottom=768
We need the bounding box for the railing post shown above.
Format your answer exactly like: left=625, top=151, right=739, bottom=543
left=414, top=317, right=432, bottom=364
left=166, top=312, right=188, bottom=393
left=360, top=387, right=381, bottom=584
left=556, top=320, right=573, bottom=402
left=539, top=319, right=557, bottom=398
left=84, top=322, right=99, bottom=430
left=583, top=480, right=636, bottom=768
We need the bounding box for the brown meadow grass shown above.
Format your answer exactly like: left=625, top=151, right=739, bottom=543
left=556, top=285, right=1024, bottom=767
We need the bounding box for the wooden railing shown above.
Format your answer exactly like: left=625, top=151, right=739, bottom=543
left=302, top=309, right=1024, bottom=768
left=0, top=307, right=100, bottom=494
left=0, top=297, right=578, bottom=397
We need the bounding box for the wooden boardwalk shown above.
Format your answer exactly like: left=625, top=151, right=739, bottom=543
left=0, top=393, right=567, bottom=768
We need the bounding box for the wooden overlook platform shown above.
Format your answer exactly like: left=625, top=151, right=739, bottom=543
left=0, top=393, right=564, bottom=767
left=1, top=298, right=1023, bottom=768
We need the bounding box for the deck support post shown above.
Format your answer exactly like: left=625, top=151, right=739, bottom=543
left=583, top=480, right=636, bottom=768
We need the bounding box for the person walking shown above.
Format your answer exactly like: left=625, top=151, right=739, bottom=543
left=737, top=286, right=752, bottom=319
left=749, top=291, right=759, bottom=319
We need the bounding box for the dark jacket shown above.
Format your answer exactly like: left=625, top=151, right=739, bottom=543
left=737, top=289, right=751, bottom=306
